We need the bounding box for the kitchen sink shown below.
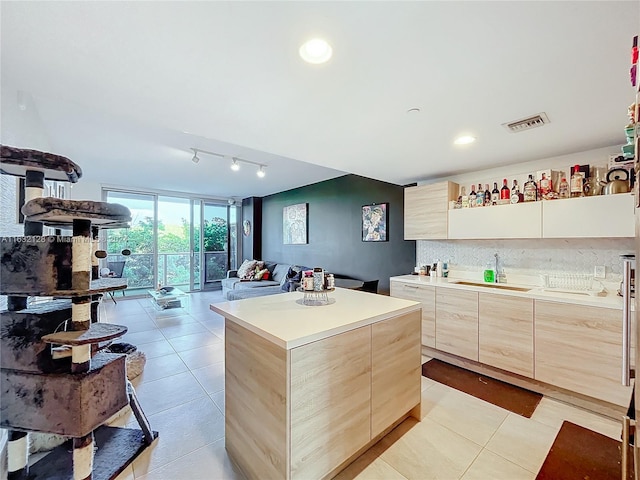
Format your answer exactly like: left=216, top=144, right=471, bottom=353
left=451, top=281, right=531, bottom=292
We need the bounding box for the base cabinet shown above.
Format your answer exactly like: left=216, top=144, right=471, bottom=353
left=435, top=289, right=478, bottom=361
left=371, top=311, right=421, bottom=438
left=225, top=309, right=422, bottom=480
left=534, top=300, right=632, bottom=407
left=290, top=326, right=371, bottom=479
left=478, top=293, right=534, bottom=378
left=390, top=281, right=435, bottom=348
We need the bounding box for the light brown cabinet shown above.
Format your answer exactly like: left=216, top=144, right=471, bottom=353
left=404, top=181, right=458, bottom=239
left=290, top=325, right=372, bottom=479
left=371, top=311, right=421, bottom=439
left=435, top=289, right=478, bottom=361
left=224, top=306, right=422, bottom=480
left=390, top=281, right=436, bottom=347
left=534, top=300, right=632, bottom=407
left=478, top=293, right=534, bottom=378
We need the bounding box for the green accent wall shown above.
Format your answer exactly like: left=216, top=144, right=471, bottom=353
left=260, top=174, right=415, bottom=294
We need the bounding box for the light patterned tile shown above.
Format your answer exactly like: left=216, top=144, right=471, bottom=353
left=485, top=413, right=558, bottom=473
left=421, top=384, right=509, bottom=446
left=373, top=417, right=482, bottom=480
left=121, top=329, right=165, bottom=346
left=531, top=397, right=622, bottom=440
left=138, top=353, right=188, bottom=384
left=134, top=372, right=207, bottom=416
left=461, top=449, right=535, bottom=480
left=137, top=340, right=176, bottom=360
left=191, top=362, right=225, bottom=394
left=210, top=390, right=225, bottom=416
left=132, top=396, right=225, bottom=477
left=178, top=343, right=225, bottom=370
left=421, top=375, right=437, bottom=391
left=153, top=315, right=198, bottom=329
left=136, top=438, right=244, bottom=480
left=159, top=322, right=207, bottom=339
left=334, top=447, right=407, bottom=480
left=168, top=331, right=222, bottom=353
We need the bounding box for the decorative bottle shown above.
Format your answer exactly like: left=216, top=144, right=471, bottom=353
left=491, top=183, right=500, bottom=205
left=570, top=164, right=584, bottom=198
left=523, top=174, right=538, bottom=202
left=469, top=185, right=477, bottom=208
left=558, top=177, right=570, bottom=198
left=510, top=180, right=521, bottom=204
left=500, top=178, right=510, bottom=201
left=483, top=184, right=492, bottom=206
left=476, top=183, right=485, bottom=207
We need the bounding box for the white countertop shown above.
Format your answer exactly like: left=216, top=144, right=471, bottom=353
left=391, top=275, right=629, bottom=310
left=210, top=288, right=421, bottom=350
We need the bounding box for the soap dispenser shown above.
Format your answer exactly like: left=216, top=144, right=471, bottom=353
left=483, top=263, right=495, bottom=283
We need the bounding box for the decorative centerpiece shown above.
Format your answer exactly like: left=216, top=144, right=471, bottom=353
left=296, top=268, right=336, bottom=306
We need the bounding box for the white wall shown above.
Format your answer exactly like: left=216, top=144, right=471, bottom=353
left=69, top=180, right=103, bottom=202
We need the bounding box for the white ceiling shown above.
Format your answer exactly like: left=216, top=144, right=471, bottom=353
left=1, top=1, right=638, bottom=199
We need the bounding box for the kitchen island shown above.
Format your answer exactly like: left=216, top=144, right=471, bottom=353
left=210, top=288, right=422, bottom=480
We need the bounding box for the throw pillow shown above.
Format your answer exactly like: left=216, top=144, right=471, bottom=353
left=254, top=268, right=268, bottom=280
left=237, top=259, right=258, bottom=279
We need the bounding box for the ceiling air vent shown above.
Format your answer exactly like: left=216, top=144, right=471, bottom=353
left=502, top=112, right=550, bottom=133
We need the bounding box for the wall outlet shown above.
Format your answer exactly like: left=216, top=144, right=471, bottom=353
left=594, top=265, right=606, bottom=279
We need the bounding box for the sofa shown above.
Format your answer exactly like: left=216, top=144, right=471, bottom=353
left=222, top=260, right=310, bottom=300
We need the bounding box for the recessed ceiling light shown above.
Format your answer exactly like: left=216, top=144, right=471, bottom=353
left=454, top=135, right=476, bottom=145
left=299, top=38, right=332, bottom=64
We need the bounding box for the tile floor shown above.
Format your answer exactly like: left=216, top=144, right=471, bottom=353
left=43, top=291, right=623, bottom=479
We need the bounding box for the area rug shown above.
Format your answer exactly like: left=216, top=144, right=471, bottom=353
left=536, top=421, right=630, bottom=480
left=422, top=359, right=542, bottom=417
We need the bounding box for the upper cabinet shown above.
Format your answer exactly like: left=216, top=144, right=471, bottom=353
left=447, top=193, right=634, bottom=239
left=404, top=181, right=458, bottom=240
left=448, top=202, right=542, bottom=239
left=542, top=193, right=635, bottom=238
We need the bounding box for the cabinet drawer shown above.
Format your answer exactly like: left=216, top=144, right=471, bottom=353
left=390, top=282, right=435, bottom=348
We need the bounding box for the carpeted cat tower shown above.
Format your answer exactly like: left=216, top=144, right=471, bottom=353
left=0, top=145, right=156, bottom=480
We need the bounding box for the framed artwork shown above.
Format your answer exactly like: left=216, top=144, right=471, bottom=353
left=243, top=220, right=251, bottom=237
left=362, top=203, right=388, bottom=242
left=283, top=203, right=308, bottom=244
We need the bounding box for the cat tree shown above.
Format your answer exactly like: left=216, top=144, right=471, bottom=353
left=1, top=145, right=156, bottom=480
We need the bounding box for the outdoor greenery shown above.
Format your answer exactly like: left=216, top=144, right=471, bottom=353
left=106, top=216, right=228, bottom=287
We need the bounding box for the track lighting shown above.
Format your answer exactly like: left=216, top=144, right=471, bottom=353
left=190, top=148, right=266, bottom=178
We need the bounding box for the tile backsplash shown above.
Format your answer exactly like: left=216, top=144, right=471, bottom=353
left=417, top=238, right=635, bottom=282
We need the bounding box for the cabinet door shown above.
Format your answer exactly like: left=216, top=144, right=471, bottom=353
left=435, top=289, right=479, bottom=361
left=390, top=281, right=435, bottom=347
left=542, top=193, right=634, bottom=238
left=404, top=181, right=458, bottom=239
left=290, top=325, right=371, bottom=480
left=448, top=202, right=542, bottom=239
left=479, top=293, right=534, bottom=378
left=535, top=300, right=632, bottom=406
left=371, top=311, right=422, bottom=438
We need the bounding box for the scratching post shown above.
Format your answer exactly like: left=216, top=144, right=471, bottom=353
left=1, top=145, right=156, bottom=480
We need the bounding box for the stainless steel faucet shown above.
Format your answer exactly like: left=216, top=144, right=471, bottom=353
left=495, top=252, right=507, bottom=283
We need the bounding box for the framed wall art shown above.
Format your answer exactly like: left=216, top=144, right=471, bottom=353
left=362, top=203, right=388, bottom=242
left=283, top=203, right=308, bottom=244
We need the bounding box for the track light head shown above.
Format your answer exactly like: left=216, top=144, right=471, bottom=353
left=257, top=166, right=266, bottom=178
left=191, top=149, right=200, bottom=164
left=230, top=158, right=240, bottom=171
